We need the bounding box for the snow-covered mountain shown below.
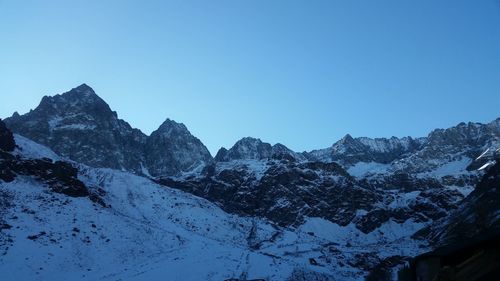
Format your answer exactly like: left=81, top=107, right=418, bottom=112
left=163, top=143, right=476, bottom=234
left=307, top=119, right=499, bottom=178
left=2, top=84, right=499, bottom=280
left=215, top=137, right=306, bottom=162
left=305, top=134, right=426, bottom=166
left=157, top=119, right=497, bottom=232
left=4, top=84, right=212, bottom=177
left=414, top=155, right=500, bottom=248
left=144, top=118, right=212, bottom=176
left=0, top=119, right=428, bottom=281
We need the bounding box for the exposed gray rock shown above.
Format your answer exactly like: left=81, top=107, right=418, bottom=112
left=157, top=119, right=500, bottom=232
left=305, top=134, right=425, bottom=165
left=215, top=137, right=305, bottom=162
left=415, top=157, right=500, bottom=246
left=0, top=119, right=15, bottom=152
left=0, top=145, right=89, bottom=197
left=4, top=84, right=499, bottom=238
left=144, top=119, right=212, bottom=176
left=4, top=84, right=212, bottom=176
left=306, top=119, right=499, bottom=176
left=4, top=84, right=147, bottom=172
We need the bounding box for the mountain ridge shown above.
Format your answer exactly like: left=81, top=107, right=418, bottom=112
left=5, top=84, right=499, bottom=175
left=4, top=84, right=213, bottom=177
left=1, top=85, right=500, bottom=280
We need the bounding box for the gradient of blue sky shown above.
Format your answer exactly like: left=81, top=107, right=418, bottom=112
left=1, top=0, right=499, bottom=154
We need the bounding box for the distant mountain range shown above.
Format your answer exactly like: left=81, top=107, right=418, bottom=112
left=1, top=84, right=499, bottom=280
left=5, top=84, right=499, bottom=230
left=5, top=84, right=499, bottom=178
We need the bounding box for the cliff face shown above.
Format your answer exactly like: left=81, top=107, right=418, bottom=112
left=4, top=84, right=212, bottom=177
left=415, top=157, right=500, bottom=247
left=2, top=84, right=500, bottom=280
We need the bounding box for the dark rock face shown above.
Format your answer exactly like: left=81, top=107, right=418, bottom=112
left=215, top=137, right=304, bottom=162
left=215, top=137, right=273, bottom=161
left=306, top=134, right=425, bottom=165
left=159, top=157, right=465, bottom=231
left=365, top=173, right=444, bottom=192
left=4, top=84, right=498, bottom=239
left=159, top=160, right=371, bottom=227
left=155, top=118, right=497, bottom=232
left=365, top=256, right=407, bottom=281
left=4, top=84, right=212, bottom=176
left=0, top=119, right=15, bottom=152
left=144, top=119, right=212, bottom=176
left=306, top=119, right=499, bottom=176
left=353, top=189, right=466, bottom=234
left=396, top=119, right=500, bottom=175
left=0, top=158, right=88, bottom=197
left=0, top=150, right=88, bottom=197
left=416, top=158, right=500, bottom=246
left=427, top=120, right=499, bottom=148
left=4, top=84, right=147, bottom=173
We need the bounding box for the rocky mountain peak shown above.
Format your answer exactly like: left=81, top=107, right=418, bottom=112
left=339, top=133, right=355, bottom=143
left=144, top=119, right=212, bottom=177
left=214, top=147, right=229, bottom=161
left=39, top=84, right=104, bottom=108
left=213, top=137, right=271, bottom=162
left=3, top=85, right=146, bottom=172
left=331, top=134, right=363, bottom=153
left=489, top=117, right=500, bottom=130
left=154, top=118, right=190, bottom=138
left=235, top=136, right=268, bottom=149
left=427, top=120, right=500, bottom=150
left=306, top=134, right=426, bottom=165
left=73, top=83, right=93, bottom=92
left=215, top=137, right=303, bottom=162
left=4, top=84, right=212, bottom=177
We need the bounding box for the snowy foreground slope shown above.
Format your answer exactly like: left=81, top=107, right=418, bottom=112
left=2, top=86, right=499, bottom=280
left=0, top=136, right=428, bottom=281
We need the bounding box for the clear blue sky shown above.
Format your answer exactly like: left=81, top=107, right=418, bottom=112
left=1, top=0, right=499, bottom=155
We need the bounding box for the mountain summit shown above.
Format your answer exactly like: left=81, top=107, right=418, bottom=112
left=144, top=118, right=212, bottom=176
left=214, top=137, right=304, bottom=162
left=4, top=84, right=212, bottom=176
left=1, top=84, right=500, bottom=280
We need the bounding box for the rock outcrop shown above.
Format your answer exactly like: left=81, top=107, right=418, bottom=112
left=4, top=84, right=212, bottom=176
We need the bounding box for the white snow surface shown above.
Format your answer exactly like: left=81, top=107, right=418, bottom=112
left=1, top=170, right=296, bottom=281
left=0, top=138, right=432, bottom=281
left=478, top=160, right=496, bottom=171
left=347, top=162, right=391, bottom=178
left=216, top=159, right=270, bottom=181
left=424, top=157, right=472, bottom=177
left=54, top=124, right=97, bottom=130
left=0, top=167, right=353, bottom=280
left=13, top=134, right=61, bottom=161
left=0, top=164, right=429, bottom=281
left=357, top=137, right=413, bottom=153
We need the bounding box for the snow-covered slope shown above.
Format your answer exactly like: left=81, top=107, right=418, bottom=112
left=3, top=86, right=499, bottom=280
left=0, top=124, right=431, bottom=281
left=414, top=156, right=500, bottom=248
left=12, top=134, right=61, bottom=161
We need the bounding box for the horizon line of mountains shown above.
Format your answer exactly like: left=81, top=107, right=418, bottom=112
left=3, top=83, right=499, bottom=178
left=0, top=84, right=500, bottom=280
